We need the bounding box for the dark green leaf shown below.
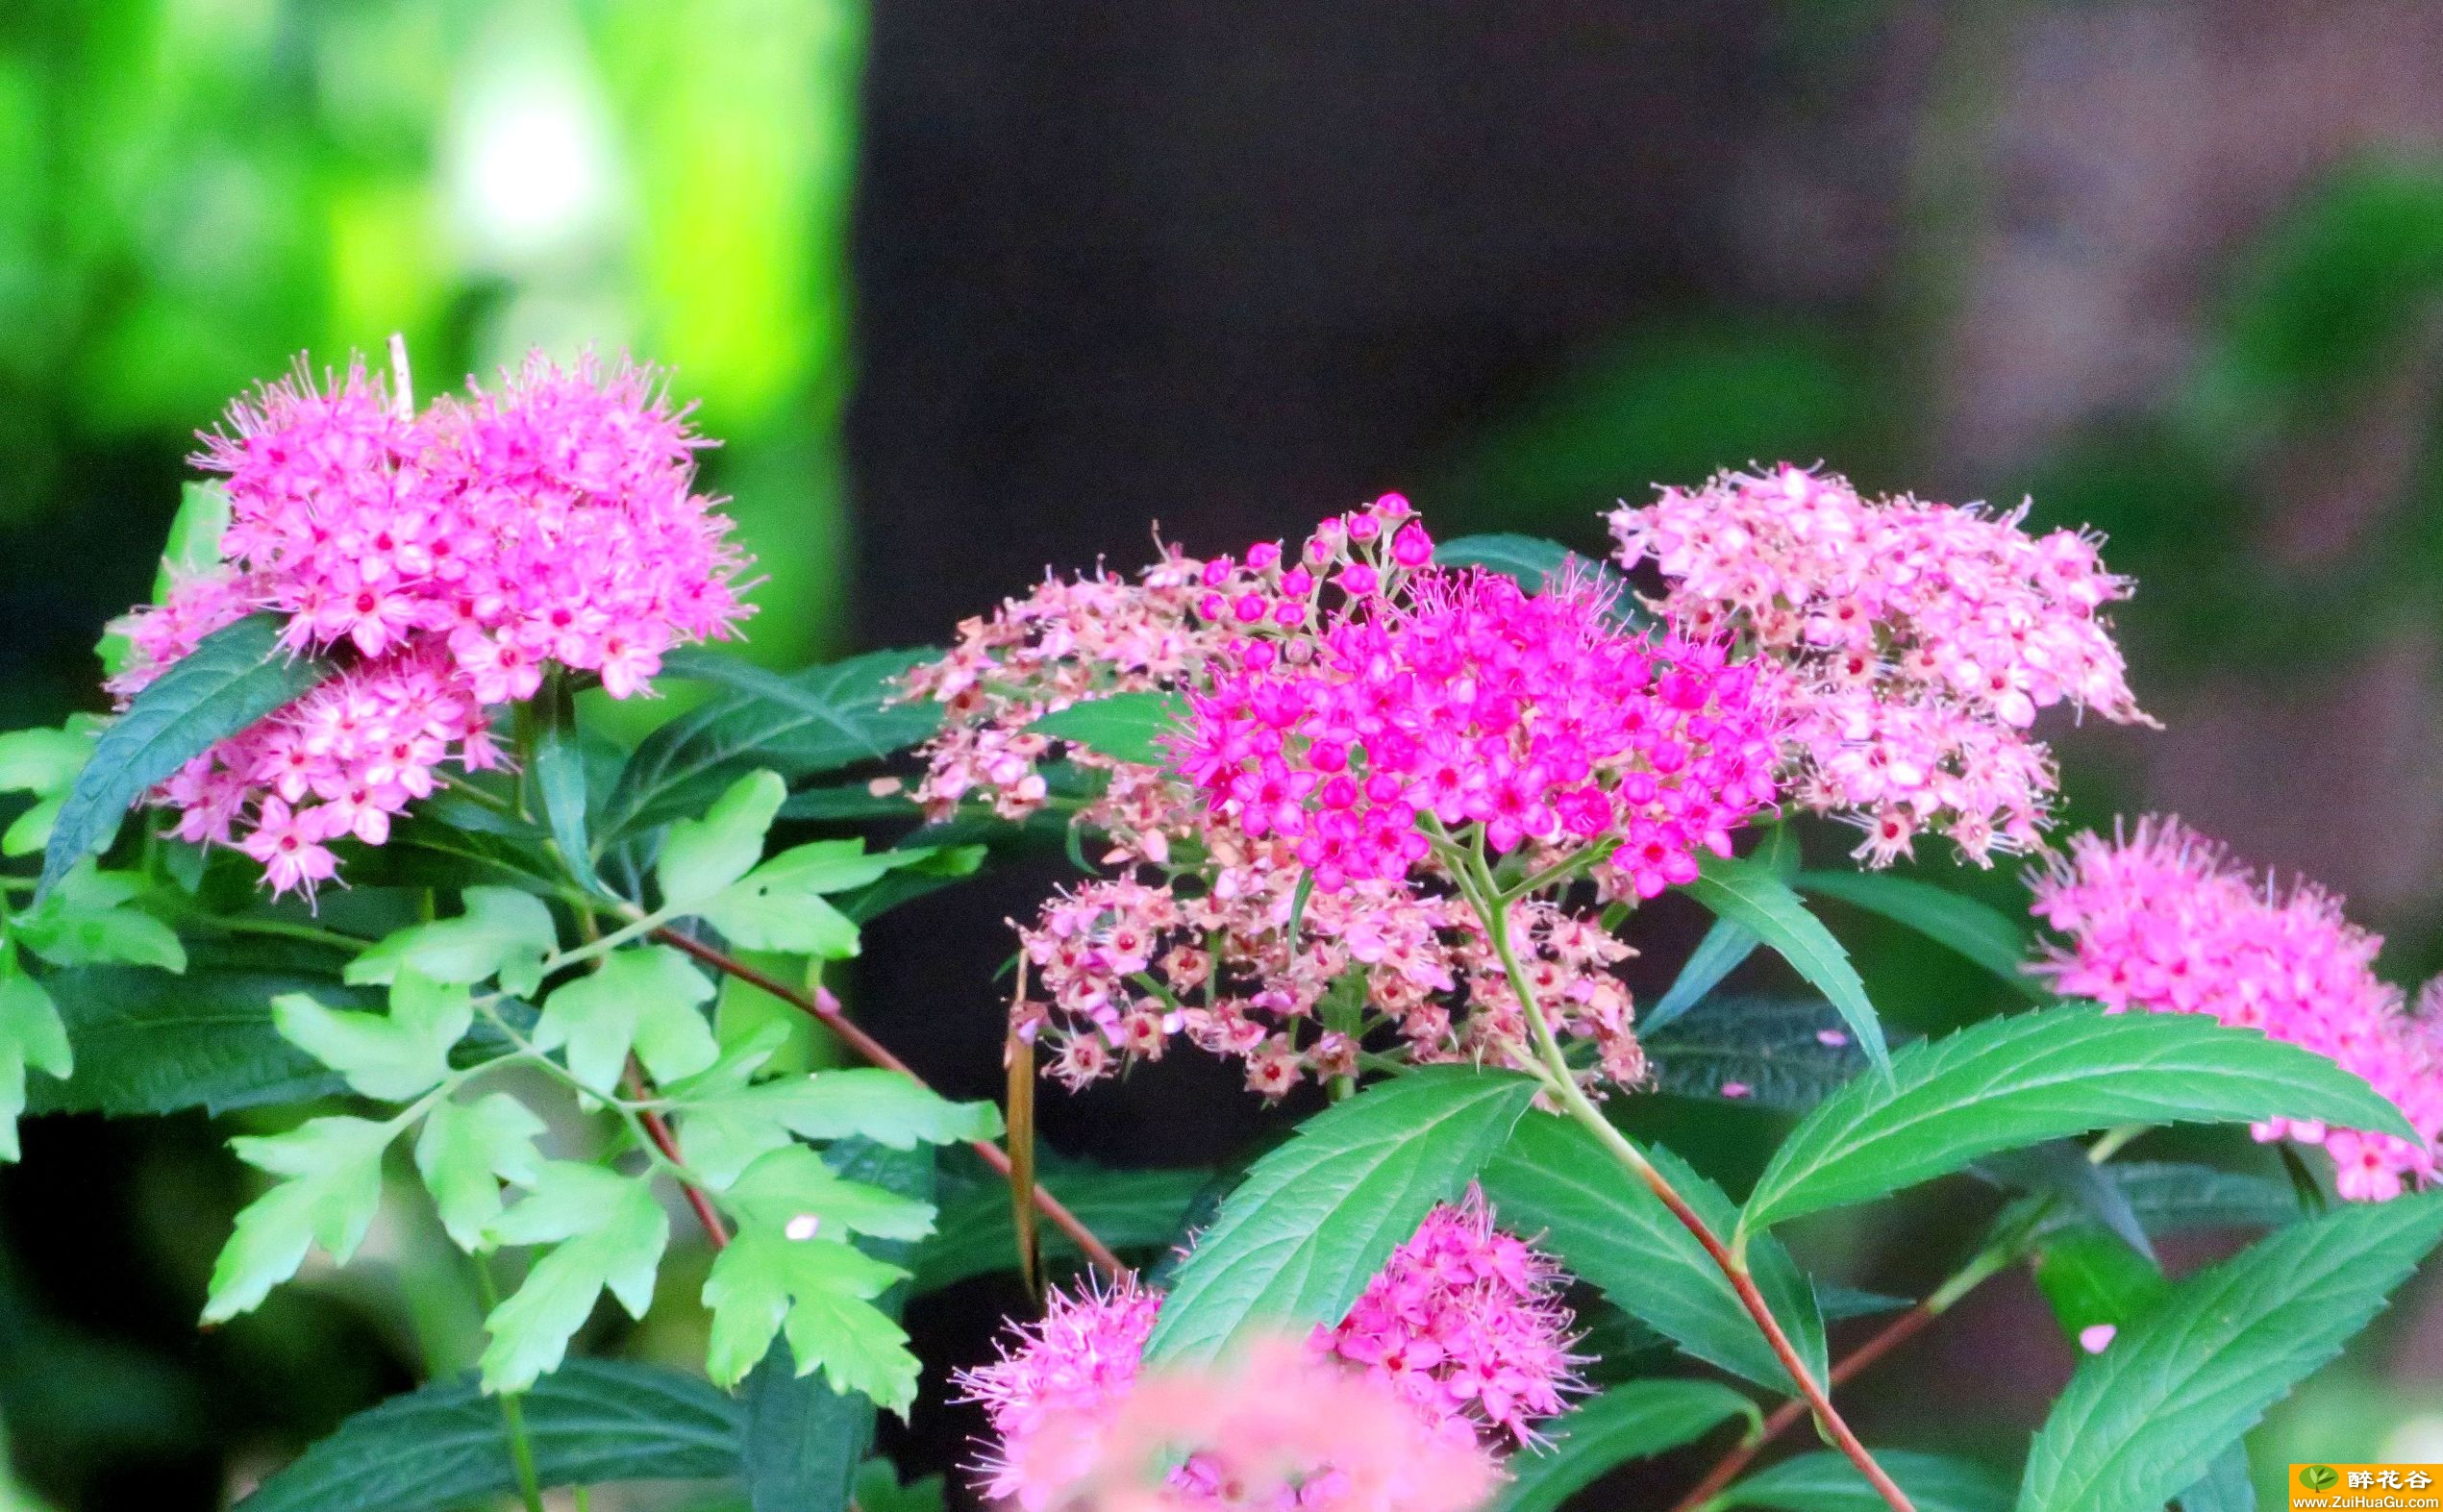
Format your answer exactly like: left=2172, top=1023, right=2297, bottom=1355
left=231, top=1360, right=740, bottom=1512
left=1646, top=996, right=1868, bottom=1113
left=1816, top=1281, right=1912, bottom=1321
left=26, top=965, right=363, bottom=1116
left=1480, top=1112, right=1828, bottom=1390
left=2018, top=1193, right=2443, bottom=1512
left=2104, top=1161, right=2302, bottom=1238
left=1027, top=691, right=1187, bottom=767
left=2031, top=1225, right=2169, bottom=1348
left=1738, top=1006, right=2419, bottom=1240
left=1683, top=851, right=1888, bottom=1077
left=605, top=648, right=941, bottom=840
left=2174, top=1445, right=2256, bottom=1512
left=1143, top=1068, right=1537, bottom=1367
left=533, top=683, right=602, bottom=895
left=1493, top=1379, right=1758, bottom=1512
left=1725, top=1450, right=2013, bottom=1512
left=915, top=1165, right=1209, bottom=1292
left=42, top=614, right=334, bottom=895
left=779, top=782, right=922, bottom=822
left=1433, top=534, right=1637, bottom=619
left=1644, top=827, right=1798, bottom=1035
left=1976, top=1143, right=2155, bottom=1262
left=1793, top=871, right=2043, bottom=998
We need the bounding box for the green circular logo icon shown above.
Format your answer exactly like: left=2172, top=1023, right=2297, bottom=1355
left=2301, top=1466, right=2341, bottom=1491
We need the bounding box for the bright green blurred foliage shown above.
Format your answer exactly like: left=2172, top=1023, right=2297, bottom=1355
left=0, top=0, right=861, bottom=675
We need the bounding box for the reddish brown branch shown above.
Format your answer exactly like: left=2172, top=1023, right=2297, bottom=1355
left=653, top=927, right=1130, bottom=1278
left=625, top=1060, right=730, bottom=1248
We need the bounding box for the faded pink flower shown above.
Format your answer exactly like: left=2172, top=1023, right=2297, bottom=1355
left=2030, top=817, right=2443, bottom=1202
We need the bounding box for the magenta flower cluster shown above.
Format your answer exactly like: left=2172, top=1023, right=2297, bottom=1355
left=110, top=355, right=752, bottom=894
left=1178, top=531, right=1783, bottom=899
left=955, top=1192, right=1579, bottom=1509
left=1610, top=465, right=2148, bottom=865
left=2030, top=818, right=2443, bottom=1202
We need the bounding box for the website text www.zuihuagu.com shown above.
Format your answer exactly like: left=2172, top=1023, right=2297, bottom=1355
left=2292, top=1497, right=2443, bottom=1508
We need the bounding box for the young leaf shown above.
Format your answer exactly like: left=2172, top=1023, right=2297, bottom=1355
left=272, top=972, right=471, bottom=1102
left=41, top=613, right=333, bottom=894
left=1645, top=995, right=1869, bottom=1112
left=0, top=726, right=94, bottom=800
left=0, top=953, right=71, bottom=1161
left=1479, top=1111, right=1829, bottom=1390
left=1026, top=691, right=1188, bottom=766
left=674, top=1067, right=1002, bottom=1189
left=1683, top=850, right=1889, bottom=1077
left=1724, top=1450, right=2014, bottom=1512
left=605, top=647, right=942, bottom=840
left=413, top=1093, right=548, bottom=1252
left=2018, top=1193, right=2443, bottom=1512
left=1737, top=1005, right=2420, bottom=1238
left=702, top=1227, right=915, bottom=1405
left=533, top=946, right=718, bottom=1095
left=722, top=1146, right=938, bottom=1243
left=660, top=769, right=787, bottom=910
left=205, top=1116, right=396, bottom=1322
left=480, top=1164, right=672, bottom=1392
left=916, top=1165, right=1209, bottom=1292
left=231, top=1358, right=741, bottom=1512
left=1491, top=1379, right=1759, bottom=1512
left=13, top=864, right=187, bottom=973
left=1793, top=870, right=2044, bottom=998
left=345, top=886, right=558, bottom=999
left=1143, top=1067, right=1539, bottom=1368
left=697, top=839, right=916, bottom=957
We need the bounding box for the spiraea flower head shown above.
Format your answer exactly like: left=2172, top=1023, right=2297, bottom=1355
left=1610, top=464, right=2150, bottom=866
left=2029, top=817, right=2443, bottom=1201
left=105, top=350, right=753, bottom=896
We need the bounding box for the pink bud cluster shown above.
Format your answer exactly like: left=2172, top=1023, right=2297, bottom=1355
left=107, top=354, right=752, bottom=894
left=1609, top=465, right=2149, bottom=866
left=1179, top=558, right=1782, bottom=900
left=2029, top=817, right=2443, bottom=1202
left=955, top=1192, right=1577, bottom=1509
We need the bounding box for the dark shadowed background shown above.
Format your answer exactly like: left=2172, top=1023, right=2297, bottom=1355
left=8, top=1, right=2443, bottom=1505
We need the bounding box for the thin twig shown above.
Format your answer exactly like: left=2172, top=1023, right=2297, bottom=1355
left=651, top=926, right=1131, bottom=1278
left=627, top=1062, right=729, bottom=1248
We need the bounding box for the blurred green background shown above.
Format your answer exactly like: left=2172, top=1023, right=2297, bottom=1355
left=11, top=0, right=2443, bottom=1506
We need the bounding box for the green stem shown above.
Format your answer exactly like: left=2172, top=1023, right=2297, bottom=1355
left=471, top=1257, right=547, bottom=1512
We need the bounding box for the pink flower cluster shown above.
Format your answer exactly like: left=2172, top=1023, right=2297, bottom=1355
left=955, top=1193, right=1577, bottom=1509
left=1179, top=554, right=1783, bottom=899
left=1610, top=465, right=2149, bottom=865
left=108, top=354, right=752, bottom=894
left=2029, top=817, right=2443, bottom=1202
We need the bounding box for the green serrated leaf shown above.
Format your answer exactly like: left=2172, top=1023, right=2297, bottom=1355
left=675, top=1067, right=1002, bottom=1189
left=1643, top=829, right=1800, bottom=1036
left=1978, top=1143, right=2155, bottom=1262
left=0, top=727, right=95, bottom=798
left=1738, top=1005, right=2420, bottom=1240
left=1794, top=870, right=2043, bottom=998
left=345, top=887, right=558, bottom=999
left=1025, top=691, right=1188, bottom=767
left=661, top=770, right=788, bottom=910
left=206, top=1116, right=396, bottom=1323
left=2032, top=1224, right=2169, bottom=1348
left=13, top=864, right=187, bottom=973
left=42, top=614, right=334, bottom=894
left=699, top=839, right=911, bottom=957
left=1433, top=533, right=1638, bottom=617
left=231, top=1359, right=740, bottom=1512
left=533, top=696, right=602, bottom=896
left=1144, top=1067, right=1538, bottom=1368
left=2018, top=1193, right=2443, bottom=1512
left=0, top=952, right=71, bottom=1162
left=1480, top=1112, right=1828, bottom=1390
left=1492, top=1378, right=1759, bottom=1512
left=703, top=1227, right=913, bottom=1403
left=271, top=971, right=470, bottom=1102
left=27, top=963, right=361, bottom=1117
left=413, top=1093, right=548, bottom=1252
left=533, top=946, right=718, bottom=1096
left=1683, top=850, right=1887, bottom=1076
left=2093, top=1161, right=2302, bottom=1240
left=480, top=1165, right=672, bottom=1392
left=2173, top=1444, right=2256, bottom=1512
left=1725, top=1450, right=2013, bottom=1512
left=916, top=1164, right=1209, bottom=1292
left=723, top=1146, right=937, bottom=1242
left=1645, top=995, right=1869, bottom=1112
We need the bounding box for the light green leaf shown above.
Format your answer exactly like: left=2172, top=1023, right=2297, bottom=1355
left=1480, top=1112, right=1828, bottom=1390
left=1646, top=995, right=1870, bottom=1112
left=12, top=864, right=186, bottom=973
left=0, top=727, right=94, bottom=797
left=345, top=886, right=558, bottom=999
left=2031, top=1225, right=2169, bottom=1347
left=1493, top=1379, right=1759, bottom=1512
left=1683, top=851, right=1888, bottom=1076
left=413, top=1093, right=548, bottom=1252
left=533, top=946, right=718, bottom=1096
left=1027, top=691, right=1187, bottom=766
left=480, top=1164, right=673, bottom=1392
left=2018, top=1193, right=2443, bottom=1512
left=1794, top=870, right=2043, bottom=998
left=1738, top=1005, right=2420, bottom=1240
left=1725, top=1450, right=2013, bottom=1512
left=676, top=1067, right=1002, bottom=1189
left=3, top=794, right=63, bottom=857
left=699, top=840, right=917, bottom=956
left=702, top=1227, right=914, bottom=1405
left=723, top=1145, right=937, bottom=1243
left=230, top=1359, right=741, bottom=1512
left=205, top=1116, right=396, bottom=1322
left=1143, top=1067, right=1538, bottom=1367
left=661, top=770, right=788, bottom=910
left=0, top=953, right=71, bottom=1162
left=42, top=613, right=334, bottom=895
left=271, top=972, right=470, bottom=1102
left=916, top=1165, right=1209, bottom=1292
